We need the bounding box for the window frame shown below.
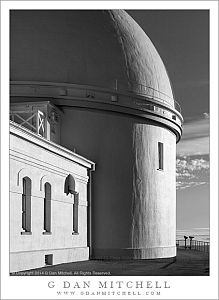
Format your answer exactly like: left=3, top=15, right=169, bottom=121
left=43, top=182, right=52, bottom=234
left=21, top=176, right=32, bottom=234
left=157, top=142, right=164, bottom=171
left=72, top=192, right=79, bottom=235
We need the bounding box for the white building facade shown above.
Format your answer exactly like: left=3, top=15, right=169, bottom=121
left=10, top=119, right=94, bottom=272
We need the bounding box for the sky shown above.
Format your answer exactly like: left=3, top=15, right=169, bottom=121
left=128, top=10, right=210, bottom=234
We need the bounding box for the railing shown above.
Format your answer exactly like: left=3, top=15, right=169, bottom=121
left=176, top=239, right=209, bottom=253
left=113, top=80, right=182, bottom=114
left=10, top=109, right=46, bottom=138
left=10, top=80, right=182, bottom=115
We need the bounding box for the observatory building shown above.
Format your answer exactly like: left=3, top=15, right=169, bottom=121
left=10, top=10, right=183, bottom=272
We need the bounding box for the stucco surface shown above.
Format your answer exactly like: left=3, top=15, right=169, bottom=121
left=10, top=126, right=91, bottom=272
left=132, top=124, right=176, bottom=258
left=61, top=108, right=176, bottom=259
left=10, top=10, right=173, bottom=105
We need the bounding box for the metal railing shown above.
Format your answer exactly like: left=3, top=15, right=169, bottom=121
left=10, top=109, right=46, bottom=138
left=113, top=80, right=182, bottom=113
left=10, top=80, right=182, bottom=114
left=176, top=239, right=209, bottom=253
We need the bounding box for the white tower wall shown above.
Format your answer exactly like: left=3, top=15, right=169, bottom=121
left=61, top=108, right=176, bottom=259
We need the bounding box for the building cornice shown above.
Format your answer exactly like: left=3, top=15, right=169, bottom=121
left=10, top=80, right=183, bottom=142
left=10, top=121, right=95, bottom=171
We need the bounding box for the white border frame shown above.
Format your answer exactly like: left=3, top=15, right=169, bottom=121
left=1, top=1, right=218, bottom=299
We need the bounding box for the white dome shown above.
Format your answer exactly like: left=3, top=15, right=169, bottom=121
left=10, top=10, right=174, bottom=106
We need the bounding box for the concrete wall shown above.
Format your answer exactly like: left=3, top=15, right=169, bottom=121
left=60, top=107, right=176, bottom=259
left=10, top=126, right=91, bottom=272
left=132, top=124, right=176, bottom=258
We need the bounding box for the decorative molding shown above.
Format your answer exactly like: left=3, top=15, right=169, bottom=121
left=10, top=151, right=89, bottom=184
left=10, top=80, right=183, bottom=123
left=40, top=174, right=57, bottom=192
left=17, top=168, right=33, bottom=187
left=10, top=121, right=95, bottom=171
left=10, top=246, right=89, bottom=254
left=20, top=232, right=32, bottom=235
left=42, top=232, right=52, bottom=235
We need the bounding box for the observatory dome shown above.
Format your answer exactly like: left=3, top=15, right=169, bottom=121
left=10, top=10, right=175, bottom=107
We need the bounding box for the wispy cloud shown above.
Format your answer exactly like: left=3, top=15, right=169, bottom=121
left=203, top=112, right=209, bottom=119
left=176, top=114, right=210, bottom=190
left=177, top=181, right=207, bottom=190
left=175, top=79, right=209, bottom=88
left=177, top=137, right=209, bottom=157
left=176, top=228, right=209, bottom=242
left=177, top=114, right=209, bottom=156
left=192, top=228, right=209, bottom=231
left=176, top=156, right=209, bottom=190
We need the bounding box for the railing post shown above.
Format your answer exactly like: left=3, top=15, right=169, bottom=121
left=36, top=110, right=40, bottom=135
left=189, top=236, right=194, bottom=250
left=184, top=236, right=188, bottom=249
left=37, top=110, right=45, bottom=137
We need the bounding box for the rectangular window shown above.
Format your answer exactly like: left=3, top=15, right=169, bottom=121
left=158, top=142, right=164, bottom=170
left=44, top=183, right=51, bottom=233
left=45, top=254, right=53, bottom=266
left=22, top=177, right=31, bottom=233
left=72, top=193, right=79, bottom=234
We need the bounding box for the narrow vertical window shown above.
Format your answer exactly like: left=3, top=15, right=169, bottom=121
left=158, top=142, right=164, bottom=170
left=44, top=182, right=51, bottom=233
left=72, top=193, right=79, bottom=234
left=22, top=177, right=31, bottom=232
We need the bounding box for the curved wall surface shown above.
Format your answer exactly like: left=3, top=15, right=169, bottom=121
left=132, top=123, right=176, bottom=258
left=61, top=107, right=176, bottom=259
left=10, top=10, right=174, bottom=106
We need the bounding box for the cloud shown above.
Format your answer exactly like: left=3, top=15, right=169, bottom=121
left=175, top=79, right=209, bottom=88
left=177, top=116, right=209, bottom=156
left=176, top=228, right=209, bottom=241
left=176, top=181, right=207, bottom=190
left=176, top=156, right=209, bottom=190
left=192, top=228, right=209, bottom=230
left=177, top=136, right=209, bottom=157
left=203, top=112, right=209, bottom=119
left=176, top=114, right=210, bottom=190
left=177, top=157, right=209, bottom=172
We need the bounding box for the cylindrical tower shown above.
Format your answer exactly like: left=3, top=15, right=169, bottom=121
left=10, top=10, right=183, bottom=259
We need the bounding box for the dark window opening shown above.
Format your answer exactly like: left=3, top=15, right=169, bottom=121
left=64, top=174, right=75, bottom=196
left=73, top=193, right=79, bottom=234
left=158, top=142, right=164, bottom=170
left=44, top=182, right=51, bottom=233
left=22, top=177, right=32, bottom=232
left=45, top=254, right=53, bottom=265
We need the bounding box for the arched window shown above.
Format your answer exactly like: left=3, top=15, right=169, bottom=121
left=64, top=174, right=75, bottom=195
left=64, top=174, right=79, bottom=234
left=22, top=177, right=32, bottom=232
left=44, top=182, right=51, bottom=233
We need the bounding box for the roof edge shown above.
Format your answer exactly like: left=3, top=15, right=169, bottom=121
left=10, top=121, right=95, bottom=171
